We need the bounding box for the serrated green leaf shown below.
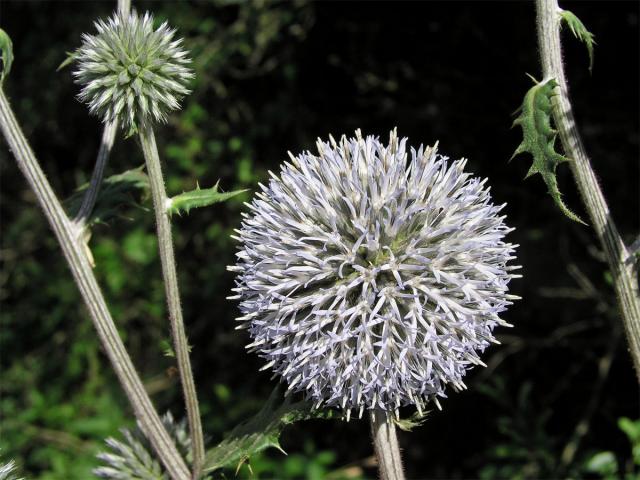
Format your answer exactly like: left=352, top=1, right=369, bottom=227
left=511, top=77, right=585, bottom=224
left=66, top=166, right=150, bottom=227
left=57, top=50, right=78, bottom=72
left=168, top=182, right=246, bottom=216
left=0, top=29, right=14, bottom=85
left=203, top=386, right=335, bottom=473
left=559, top=9, right=596, bottom=73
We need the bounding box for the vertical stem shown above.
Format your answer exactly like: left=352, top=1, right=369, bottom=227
left=139, top=123, right=205, bottom=478
left=0, top=89, right=190, bottom=480
left=370, top=409, right=405, bottom=480
left=117, top=0, right=131, bottom=17
left=72, top=0, right=130, bottom=232
left=535, top=0, right=640, bottom=380
left=72, top=119, right=117, bottom=228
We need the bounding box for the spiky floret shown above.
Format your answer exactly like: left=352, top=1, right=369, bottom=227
left=230, top=130, right=520, bottom=417
left=73, top=11, right=193, bottom=135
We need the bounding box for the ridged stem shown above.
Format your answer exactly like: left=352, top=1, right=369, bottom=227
left=535, top=0, right=640, bottom=381
left=139, top=123, right=205, bottom=479
left=72, top=119, right=117, bottom=228
left=0, top=89, right=190, bottom=480
left=370, top=409, right=405, bottom=480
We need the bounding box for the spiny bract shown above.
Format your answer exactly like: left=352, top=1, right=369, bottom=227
left=230, top=130, right=519, bottom=417
left=73, top=11, right=193, bottom=135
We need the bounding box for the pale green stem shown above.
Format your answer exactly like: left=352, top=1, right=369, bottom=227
left=535, top=0, right=640, bottom=381
left=0, top=89, right=190, bottom=480
left=117, top=0, right=131, bottom=17
left=370, top=409, right=405, bottom=480
left=72, top=119, right=117, bottom=228
left=139, top=123, right=205, bottom=479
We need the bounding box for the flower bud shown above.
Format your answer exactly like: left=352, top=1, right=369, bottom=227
left=73, top=11, right=193, bottom=135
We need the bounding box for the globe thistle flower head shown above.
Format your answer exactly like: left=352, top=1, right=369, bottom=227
left=73, top=11, right=193, bottom=135
left=230, top=130, right=519, bottom=418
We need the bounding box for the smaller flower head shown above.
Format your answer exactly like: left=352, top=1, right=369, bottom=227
left=73, top=11, right=193, bottom=135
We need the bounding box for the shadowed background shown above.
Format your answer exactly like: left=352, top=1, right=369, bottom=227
left=0, top=1, right=638, bottom=478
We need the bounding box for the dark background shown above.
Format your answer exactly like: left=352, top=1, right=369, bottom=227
left=0, top=1, right=638, bottom=478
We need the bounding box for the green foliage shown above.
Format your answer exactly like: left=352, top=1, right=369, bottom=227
left=168, top=182, right=247, bottom=216
left=240, top=440, right=360, bottom=480
left=477, top=379, right=557, bottom=479
left=0, top=28, right=13, bottom=85
left=559, top=9, right=596, bottom=73
left=65, top=167, right=150, bottom=227
left=204, top=386, right=335, bottom=474
left=582, top=418, right=640, bottom=480
left=618, top=418, right=640, bottom=466
left=585, top=452, right=619, bottom=479
left=511, top=76, right=584, bottom=224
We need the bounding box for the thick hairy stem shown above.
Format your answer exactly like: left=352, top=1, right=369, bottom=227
left=0, top=90, right=190, bottom=479
left=535, top=0, right=640, bottom=380
left=139, top=123, right=205, bottom=478
left=72, top=119, right=117, bottom=228
left=370, top=409, right=405, bottom=480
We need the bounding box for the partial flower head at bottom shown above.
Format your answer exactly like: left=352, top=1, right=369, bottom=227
left=230, top=130, right=519, bottom=417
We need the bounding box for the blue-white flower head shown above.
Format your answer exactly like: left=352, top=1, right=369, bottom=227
left=73, top=11, right=193, bottom=135
left=230, top=130, right=519, bottom=418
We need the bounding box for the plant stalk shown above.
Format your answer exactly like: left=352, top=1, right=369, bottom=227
left=535, top=0, right=640, bottom=381
left=0, top=89, right=190, bottom=480
left=72, top=119, right=117, bottom=229
left=117, top=0, right=131, bottom=17
left=370, top=409, right=405, bottom=480
left=139, top=123, right=205, bottom=478
left=72, top=0, right=129, bottom=233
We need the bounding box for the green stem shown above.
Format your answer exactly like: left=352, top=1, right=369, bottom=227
left=117, top=0, right=131, bottom=17
left=0, top=89, right=190, bottom=480
left=72, top=119, right=117, bottom=228
left=370, top=409, right=405, bottom=480
left=139, top=123, right=205, bottom=478
left=535, top=0, right=640, bottom=381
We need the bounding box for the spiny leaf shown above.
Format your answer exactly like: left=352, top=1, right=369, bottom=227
left=203, top=386, right=335, bottom=474
left=66, top=166, right=150, bottom=227
left=168, top=182, right=247, bottom=216
left=511, top=77, right=585, bottom=224
left=559, top=9, right=596, bottom=73
left=0, top=29, right=14, bottom=85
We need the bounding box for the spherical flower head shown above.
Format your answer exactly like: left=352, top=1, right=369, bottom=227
left=230, top=130, right=519, bottom=417
left=73, top=11, right=193, bottom=135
